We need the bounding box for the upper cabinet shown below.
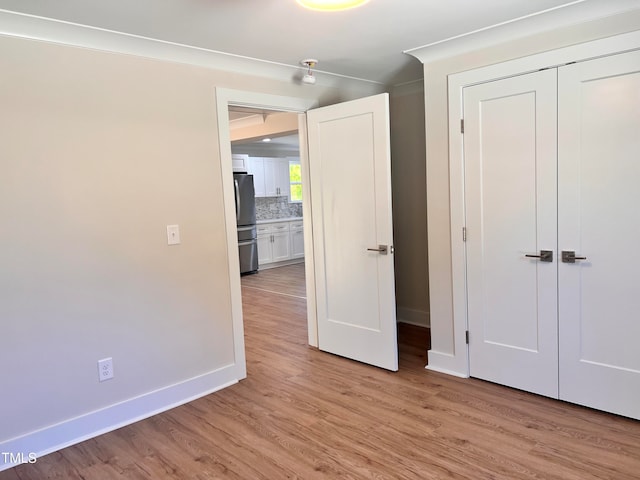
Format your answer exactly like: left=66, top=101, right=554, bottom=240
left=247, top=157, right=266, bottom=197
left=247, top=157, right=290, bottom=199
left=232, top=154, right=249, bottom=173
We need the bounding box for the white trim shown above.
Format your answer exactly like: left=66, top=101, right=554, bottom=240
left=0, top=9, right=382, bottom=92
left=425, top=359, right=470, bottom=379
left=298, top=114, right=319, bottom=348
left=396, top=307, right=430, bottom=328
left=215, top=89, right=319, bottom=357
left=405, top=0, right=640, bottom=64
left=0, top=365, right=238, bottom=472
left=443, top=30, right=640, bottom=380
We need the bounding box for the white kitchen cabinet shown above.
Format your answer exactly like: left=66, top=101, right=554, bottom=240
left=246, top=157, right=266, bottom=197
left=290, top=221, right=305, bottom=258
left=232, top=154, right=249, bottom=173
left=271, top=229, right=291, bottom=262
left=248, top=157, right=290, bottom=198
left=256, top=227, right=273, bottom=265
left=264, top=157, right=290, bottom=198
left=256, top=220, right=303, bottom=267
left=257, top=222, right=290, bottom=266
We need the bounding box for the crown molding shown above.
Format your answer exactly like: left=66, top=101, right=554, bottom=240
left=0, top=9, right=384, bottom=94
left=405, top=0, right=640, bottom=64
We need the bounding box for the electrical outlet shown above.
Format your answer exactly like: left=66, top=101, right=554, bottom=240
left=98, top=358, right=114, bottom=382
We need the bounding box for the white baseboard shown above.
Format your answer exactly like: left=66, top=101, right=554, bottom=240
left=426, top=350, right=469, bottom=378
left=396, top=307, right=430, bottom=328
left=0, top=364, right=239, bottom=472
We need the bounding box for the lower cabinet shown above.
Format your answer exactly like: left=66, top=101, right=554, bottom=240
left=257, top=220, right=304, bottom=267
left=290, top=221, right=305, bottom=259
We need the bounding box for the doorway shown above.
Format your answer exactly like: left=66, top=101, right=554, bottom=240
left=228, top=107, right=309, bottom=326
left=217, top=89, right=425, bottom=377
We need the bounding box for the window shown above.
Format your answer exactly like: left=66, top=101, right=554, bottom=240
left=289, top=161, right=302, bottom=203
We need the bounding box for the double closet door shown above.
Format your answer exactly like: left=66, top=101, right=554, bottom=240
left=464, top=49, right=640, bottom=420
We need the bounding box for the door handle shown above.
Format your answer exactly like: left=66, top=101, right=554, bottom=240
left=234, top=179, right=240, bottom=222
left=367, top=245, right=388, bottom=255
left=524, top=250, right=553, bottom=262
left=562, top=250, right=587, bottom=263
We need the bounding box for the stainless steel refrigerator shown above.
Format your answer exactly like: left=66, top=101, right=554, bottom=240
left=234, top=173, right=258, bottom=274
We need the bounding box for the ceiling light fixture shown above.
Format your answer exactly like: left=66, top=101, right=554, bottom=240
left=301, top=59, right=318, bottom=85
left=296, top=0, right=369, bottom=11
left=262, top=138, right=272, bottom=142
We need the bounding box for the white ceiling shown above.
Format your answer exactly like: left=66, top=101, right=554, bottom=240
left=0, top=0, right=635, bottom=85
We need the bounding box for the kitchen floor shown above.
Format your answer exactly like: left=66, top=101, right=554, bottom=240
left=241, top=263, right=306, bottom=298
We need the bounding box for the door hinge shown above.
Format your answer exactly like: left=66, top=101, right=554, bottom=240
left=462, top=227, right=467, bottom=242
left=460, top=119, right=464, bottom=134
left=465, top=330, right=469, bottom=345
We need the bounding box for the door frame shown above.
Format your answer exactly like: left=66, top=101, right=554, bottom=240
left=439, top=30, right=640, bottom=378
left=215, top=88, right=319, bottom=379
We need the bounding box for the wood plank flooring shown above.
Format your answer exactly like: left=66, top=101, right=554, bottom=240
left=241, top=263, right=306, bottom=298
left=5, top=265, right=640, bottom=479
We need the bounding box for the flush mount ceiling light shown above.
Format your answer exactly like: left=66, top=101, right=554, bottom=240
left=301, top=59, right=318, bottom=85
left=296, top=0, right=369, bottom=12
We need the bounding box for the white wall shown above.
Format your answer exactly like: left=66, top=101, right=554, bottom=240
left=390, top=83, right=429, bottom=327
left=421, top=11, right=640, bottom=366
left=0, top=32, right=380, bottom=463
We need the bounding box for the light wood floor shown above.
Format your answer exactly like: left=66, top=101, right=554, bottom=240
left=5, top=265, right=640, bottom=479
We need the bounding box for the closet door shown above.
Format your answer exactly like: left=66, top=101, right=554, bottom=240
left=558, top=50, right=640, bottom=419
left=464, top=69, right=559, bottom=398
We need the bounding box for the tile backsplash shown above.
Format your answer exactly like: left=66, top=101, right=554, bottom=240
left=256, top=196, right=303, bottom=220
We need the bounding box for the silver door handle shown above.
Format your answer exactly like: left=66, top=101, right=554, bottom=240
left=234, top=179, right=240, bottom=222
left=367, top=245, right=388, bottom=255
left=525, top=250, right=553, bottom=262
left=562, top=250, right=587, bottom=263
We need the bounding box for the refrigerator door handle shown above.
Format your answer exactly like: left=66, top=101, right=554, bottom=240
left=238, top=240, right=256, bottom=247
left=234, top=179, right=240, bottom=222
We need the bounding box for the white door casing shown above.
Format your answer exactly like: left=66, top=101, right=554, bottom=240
left=558, top=49, right=640, bottom=419
left=307, top=93, right=398, bottom=371
left=464, top=69, right=559, bottom=398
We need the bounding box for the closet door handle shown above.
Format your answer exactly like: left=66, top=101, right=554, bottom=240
left=562, top=250, right=587, bottom=263
left=524, top=250, right=553, bottom=262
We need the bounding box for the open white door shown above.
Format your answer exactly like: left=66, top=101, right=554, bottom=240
left=306, top=93, right=398, bottom=371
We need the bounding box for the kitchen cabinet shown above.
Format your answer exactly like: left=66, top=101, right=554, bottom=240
left=232, top=154, right=249, bottom=173
left=247, top=157, right=266, bottom=197
left=266, top=158, right=291, bottom=198
left=257, top=222, right=291, bottom=266
left=246, top=157, right=290, bottom=198
left=256, top=228, right=273, bottom=264
left=290, top=221, right=305, bottom=258
left=256, top=220, right=304, bottom=267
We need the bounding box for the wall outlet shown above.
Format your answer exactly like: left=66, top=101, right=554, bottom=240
left=98, top=357, right=114, bottom=382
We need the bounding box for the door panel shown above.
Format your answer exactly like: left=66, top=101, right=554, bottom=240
left=307, top=93, right=397, bottom=371
left=464, top=69, right=558, bottom=397
left=558, top=50, right=640, bottom=419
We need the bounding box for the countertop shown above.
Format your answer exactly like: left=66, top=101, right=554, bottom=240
left=256, top=217, right=303, bottom=225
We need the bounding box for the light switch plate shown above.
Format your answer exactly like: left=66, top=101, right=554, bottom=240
left=167, top=225, right=180, bottom=245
